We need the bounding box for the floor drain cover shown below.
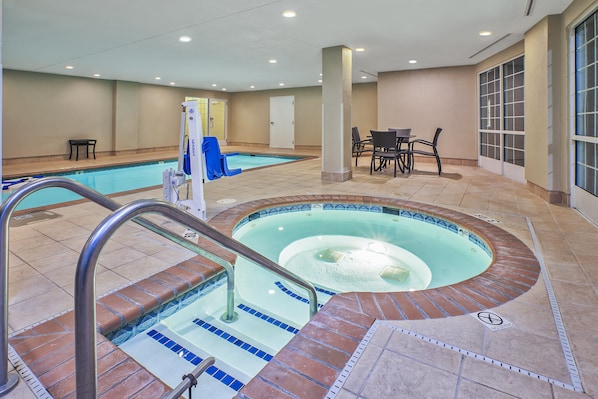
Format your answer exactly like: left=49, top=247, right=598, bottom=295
left=182, top=229, right=199, bottom=240
left=471, top=311, right=513, bottom=331
left=216, top=198, right=237, bottom=204
left=473, top=214, right=501, bottom=224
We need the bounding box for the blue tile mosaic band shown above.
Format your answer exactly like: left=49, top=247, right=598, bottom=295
left=192, top=318, right=274, bottom=362
left=275, top=281, right=324, bottom=309
left=234, top=203, right=492, bottom=258
left=147, top=329, right=244, bottom=392
left=237, top=303, right=300, bottom=335
left=107, top=273, right=226, bottom=346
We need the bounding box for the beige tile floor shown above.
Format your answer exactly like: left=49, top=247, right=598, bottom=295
left=2, top=146, right=597, bottom=398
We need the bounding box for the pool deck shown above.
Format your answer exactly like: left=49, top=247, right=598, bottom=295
left=2, top=146, right=597, bottom=398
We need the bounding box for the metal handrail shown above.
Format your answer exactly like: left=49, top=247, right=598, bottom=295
left=0, top=178, right=238, bottom=357
left=75, top=199, right=318, bottom=397
left=161, top=357, right=215, bottom=399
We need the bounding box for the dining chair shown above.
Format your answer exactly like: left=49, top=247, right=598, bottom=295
left=409, top=127, right=443, bottom=175
left=369, top=130, right=409, bottom=177
left=352, top=127, right=373, bottom=166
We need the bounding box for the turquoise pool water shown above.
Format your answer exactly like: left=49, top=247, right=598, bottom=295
left=232, top=205, right=493, bottom=294
left=2, top=154, right=299, bottom=210
left=114, top=203, right=493, bottom=398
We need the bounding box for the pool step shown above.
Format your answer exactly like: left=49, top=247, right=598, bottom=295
left=120, top=324, right=246, bottom=397
left=171, top=303, right=298, bottom=375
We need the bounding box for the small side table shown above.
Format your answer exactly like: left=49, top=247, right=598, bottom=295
left=69, top=139, right=97, bottom=161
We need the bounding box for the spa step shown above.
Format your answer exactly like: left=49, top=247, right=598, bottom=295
left=169, top=302, right=298, bottom=368
left=120, top=324, right=247, bottom=397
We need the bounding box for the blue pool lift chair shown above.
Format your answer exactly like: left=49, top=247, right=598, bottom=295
left=201, top=136, right=242, bottom=180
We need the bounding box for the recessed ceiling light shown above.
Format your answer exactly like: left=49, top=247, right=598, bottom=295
left=361, top=76, right=367, bottom=79
left=178, top=36, right=192, bottom=42
left=282, top=10, right=296, bottom=18
left=212, top=83, right=217, bottom=87
left=65, top=65, right=74, bottom=70
left=318, top=79, right=322, bottom=83
left=250, top=85, right=255, bottom=89
left=92, top=73, right=101, bottom=77
left=269, top=59, right=277, bottom=64
left=155, top=77, right=161, bottom=80
left=169, top=82, right=176, bottom=86
left=479, top=31, right=492, bottom=36
left=355, top=48, right=365, bottom=52
left=279, top=83, right=285, bottom=86
left=221, top=88, right=227, bottom=91
left=408, top=59, right=417, bottom=64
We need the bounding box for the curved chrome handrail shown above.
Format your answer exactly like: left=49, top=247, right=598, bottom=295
left=74, top=199, right=318, bottom=397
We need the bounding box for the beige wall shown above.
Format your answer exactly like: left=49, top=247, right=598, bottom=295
left=1, top=70, right=230, bottom=159
left=3, top=70, right=114, bottom=158
left=228, top=84, right=377, bottom=147
left=351, top=83, right=377, bottom=134
left=378, top=66, right=477, bottom=160
left=524, top=18, right=552, bottom=190
left=228, top=86, right=322, bottom=147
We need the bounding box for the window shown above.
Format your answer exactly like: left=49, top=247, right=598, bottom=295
left=575, top=11, right=598, bottom=196
left=478, top=56, right=525, bottom=168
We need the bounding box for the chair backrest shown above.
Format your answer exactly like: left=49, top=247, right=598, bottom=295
left=388, top=128, right=411, bottom=137
left=432, top=128, right=443, bottom=146
left=352, top=127, right=360, bottom=143
left=370, top=130, right=397, bottom=150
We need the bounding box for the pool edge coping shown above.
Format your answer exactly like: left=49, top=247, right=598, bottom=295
left=8, top=194, right=541, bottom=399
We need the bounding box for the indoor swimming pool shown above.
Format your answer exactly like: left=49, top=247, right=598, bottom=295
left=1, top=154, right=301, bottom=210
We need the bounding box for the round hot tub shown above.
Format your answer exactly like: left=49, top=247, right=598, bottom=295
left=231, top=203, right=493, bottom=294
left=208, top=195, right=540, bottom=320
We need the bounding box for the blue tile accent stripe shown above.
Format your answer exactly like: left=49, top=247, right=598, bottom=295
left=234, top=203, right=493, bottom=257
left=275, top=281, right=324, bottom=309
left=192, top=319, right=274, bottom=362
left=237, top=303, right=300, bottom=335
left=107, top=274, right=226, bottom=346
left=146, top=329, right=244, bottom=392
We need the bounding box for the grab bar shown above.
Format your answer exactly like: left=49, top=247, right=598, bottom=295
left=75, top=199, right=318, bottom=397
left=161, top=357, right=215, bottom=399
left=0, top=177, right=237, bottom=394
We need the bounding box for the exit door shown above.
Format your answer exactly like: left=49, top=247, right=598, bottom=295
left=270, top=96, right=295, bottom=149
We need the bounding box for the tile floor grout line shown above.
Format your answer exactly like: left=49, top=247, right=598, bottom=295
left=525, top=216, right=584, bottom=392
left=381, top=321, right=579, bottom=392
left=324, top=320, right=381, bottom=399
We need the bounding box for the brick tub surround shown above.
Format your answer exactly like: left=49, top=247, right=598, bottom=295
left=9, top=195, right=540, bottom=399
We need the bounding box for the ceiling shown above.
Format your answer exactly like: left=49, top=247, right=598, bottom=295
left=2, top=0, right=573, bottom=92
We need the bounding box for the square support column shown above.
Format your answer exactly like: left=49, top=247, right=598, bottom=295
left=322, top=46, right=352, bottom=181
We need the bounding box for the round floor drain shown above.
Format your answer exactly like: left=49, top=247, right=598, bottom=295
left=217, top=198, right=237, bottom=204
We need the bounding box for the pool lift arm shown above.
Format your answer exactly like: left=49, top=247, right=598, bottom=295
left=163, top=100, right=207, bottom=220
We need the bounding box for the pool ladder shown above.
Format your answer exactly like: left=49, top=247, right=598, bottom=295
left=0, top=177, right=318, bottom=398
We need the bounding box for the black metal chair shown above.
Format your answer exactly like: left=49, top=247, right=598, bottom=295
left=409, top=128, right=443, bottom=175
left=369, top=130, right=409, bottom=177
left=352, top=127, right=373, bottom=166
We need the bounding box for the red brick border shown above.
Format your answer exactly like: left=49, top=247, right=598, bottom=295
left=10, top=195, right=540, bottom=399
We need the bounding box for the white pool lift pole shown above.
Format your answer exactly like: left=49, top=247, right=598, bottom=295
left=163, top=100, right=207, bottom=220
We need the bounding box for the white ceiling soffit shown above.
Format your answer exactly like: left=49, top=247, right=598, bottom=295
left=2, top=0, right=573, bottom=92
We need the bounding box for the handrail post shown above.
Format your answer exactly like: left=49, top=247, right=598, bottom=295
left=0, top=204, right=19, bottom=395
left=75, top=199, right=318, bottom=398
left=1, top=178, right=317, bottom=397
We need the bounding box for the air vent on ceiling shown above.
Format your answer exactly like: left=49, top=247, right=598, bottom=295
left=524, top=0, right=535, bottom=16
left=469, top=34, right=511, bottom=59
left=359, top=70, right=378, bottom=78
